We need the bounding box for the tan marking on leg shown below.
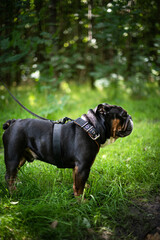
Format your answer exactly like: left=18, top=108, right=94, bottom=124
left=25, top=148, right=37, bottom=159
left=73, top=166, right=79, bottom=196
left=8, top=175, right=17, bottom=194
left=18, top=157, right=26, bottom=169
left=73, top=166, right=85, bottom=197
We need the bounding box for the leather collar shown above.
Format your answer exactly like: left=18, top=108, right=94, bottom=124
left=74, top=118, right=100, bottom=150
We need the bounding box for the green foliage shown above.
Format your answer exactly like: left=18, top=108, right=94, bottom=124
left=0, top=83, right=160, bottom=239
left=0, top=0, right=160, bottom=94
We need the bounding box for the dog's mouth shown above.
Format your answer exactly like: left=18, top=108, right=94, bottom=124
left=116, top=116, right=133, bottom=137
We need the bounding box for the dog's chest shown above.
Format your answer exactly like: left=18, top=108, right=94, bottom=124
left=100, top=137, right=116, bottom=148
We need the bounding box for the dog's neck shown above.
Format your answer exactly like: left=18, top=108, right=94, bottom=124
left=81, top=109, right=110, bottom=145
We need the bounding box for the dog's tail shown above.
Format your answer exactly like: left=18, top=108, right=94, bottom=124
left=3, top=119, right=16, bottom=130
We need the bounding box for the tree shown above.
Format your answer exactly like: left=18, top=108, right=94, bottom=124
left=0, top=0, right=159, bottom=92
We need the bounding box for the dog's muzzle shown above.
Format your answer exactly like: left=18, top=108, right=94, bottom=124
left=116, top=115, right=133, bottom=137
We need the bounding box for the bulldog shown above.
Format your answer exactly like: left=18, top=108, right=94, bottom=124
left=2, top=103, right=133, bottom=196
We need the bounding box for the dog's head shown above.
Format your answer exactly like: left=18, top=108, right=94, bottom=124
left=95, top=103, right=133, bottom=139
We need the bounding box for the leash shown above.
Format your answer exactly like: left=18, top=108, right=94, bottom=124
left=0, top=79, right=49, bottom=120
left=0, top=79, right=73, bottom=124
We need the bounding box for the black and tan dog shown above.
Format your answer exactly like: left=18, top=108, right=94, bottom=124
left=2, top=103, right=133, bottom=196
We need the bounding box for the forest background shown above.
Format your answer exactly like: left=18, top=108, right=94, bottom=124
left=0, top=0, right=160, bottom=94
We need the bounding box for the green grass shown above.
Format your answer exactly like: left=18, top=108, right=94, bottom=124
left=0, top=82, right=160, bottom=239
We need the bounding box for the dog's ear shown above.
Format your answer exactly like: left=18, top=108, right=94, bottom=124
left=96, top=103, right=111, bottom=116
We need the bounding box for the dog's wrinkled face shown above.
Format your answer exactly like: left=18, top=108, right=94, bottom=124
left=96, top=103, right=133, bottom=139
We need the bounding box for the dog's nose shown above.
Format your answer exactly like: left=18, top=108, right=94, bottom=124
left=126, top=118, right=133, bottom=133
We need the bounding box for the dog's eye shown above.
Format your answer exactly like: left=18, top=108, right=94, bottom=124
left=121, top=112, right=127, bottom=118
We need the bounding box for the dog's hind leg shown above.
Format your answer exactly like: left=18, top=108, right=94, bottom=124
left=4, top=148, right=23, bottom=193
left=5, top=160, right=20, bottom=193
left=3, top=130, right=27, bottom=193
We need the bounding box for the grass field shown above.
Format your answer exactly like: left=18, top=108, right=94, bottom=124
left=0, top=82, right=160, bottom=240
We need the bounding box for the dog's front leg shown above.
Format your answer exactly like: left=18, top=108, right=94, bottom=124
left=73, top=166, right=90, bottom=197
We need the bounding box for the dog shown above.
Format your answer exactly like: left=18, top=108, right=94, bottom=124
left=2, top=103, right=133, bottom=196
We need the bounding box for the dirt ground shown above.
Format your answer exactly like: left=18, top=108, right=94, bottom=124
left=87, top=196, right=160, bottom=240
left=116, top=196, right=160, bottom=240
